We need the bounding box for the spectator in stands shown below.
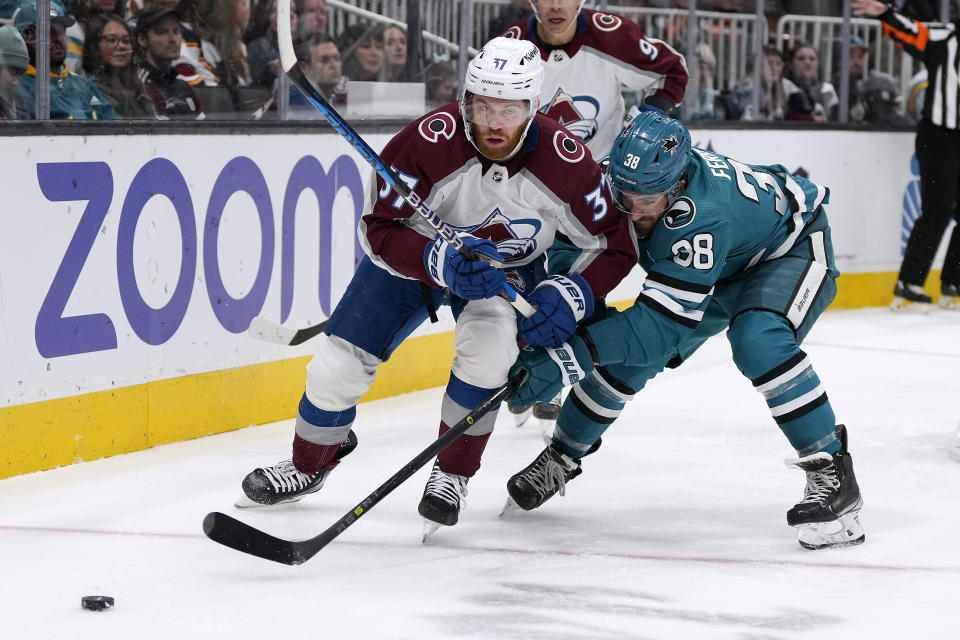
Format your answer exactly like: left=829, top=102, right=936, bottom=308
left=860, top=71, right=913, bottom=126
left=296, top=0, right=326, bottom=41
left=728, top=44, right=787, bottom=120
left=82, top=13, right=153, bottom=116
left=289, top=33, right=342, bottom=116
left=486, top=0, right=531, bottom=41
left=829, top=34, right=912, bottom=125
left=135, top=6, right=203, bottom=118
left=137, top=0, right=218, bottom=86
left=14, top=1, right=116, bottom=119
left=65, top=0, right=122, bottom=73
left=381, top=24, right=406, bottom=82
left=195, top=0, right=252, bottom=88
left=338, top=22, right=382, bottom=82
left=782, top=41, right=838, bottom=121
left=0, top=24, right=29, bottom=119
left=830, top=35, right=871, bottom=122
left=423, top=59, right=455, bottom=110
left=246, top=0, right=294, bottom=87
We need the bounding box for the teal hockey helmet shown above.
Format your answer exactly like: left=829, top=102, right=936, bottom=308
left=606, top=111, right=691, bottom=207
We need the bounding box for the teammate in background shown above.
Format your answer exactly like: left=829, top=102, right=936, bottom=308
left=500, top=0, right=687, bottom=428
left=236, top=37, right=637, bottom=539
left=853, top=0, right=960, bottom=311
left=504, top=111, right=866, bottom=551
left=500, top=0, right=687, bottom=157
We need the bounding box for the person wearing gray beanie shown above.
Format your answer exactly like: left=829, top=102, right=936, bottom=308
left=0, top=24, right=29, bottom=119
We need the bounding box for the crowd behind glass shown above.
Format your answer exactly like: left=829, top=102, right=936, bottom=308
left=0, top=0, right=940, bottom=123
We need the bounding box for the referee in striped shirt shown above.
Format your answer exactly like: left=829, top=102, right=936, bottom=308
left=853, top=0, right=960, bottom=310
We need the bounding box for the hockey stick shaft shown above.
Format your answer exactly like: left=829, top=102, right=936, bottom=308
left=202, top=369, right=527, bottom=565
left=247, top=315, right=328, bottom=346
left=275, top=3, right=534, bottom=319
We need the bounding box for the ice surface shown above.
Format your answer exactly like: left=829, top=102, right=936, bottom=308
left=2, top=309, right=959, bottom=638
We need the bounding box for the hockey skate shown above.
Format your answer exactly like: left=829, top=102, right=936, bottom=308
left=502, top=439, right=601, bottom=514
left=890, top=280, right=932, bottom=312
left=785, top=425, right=865, bottom=550
left=418, top=461, right=469, bottom=542
left=939, top=284, right=960, bottom=310
left=235, top=431, right=358, bottom=508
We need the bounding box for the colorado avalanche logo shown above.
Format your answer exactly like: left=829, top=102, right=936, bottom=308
left=552, top=130, right=586, bottom=164
left=541, top=88, right=600, bottom=143
left=503, top=26, right=522, bottom=39
left=418, top=112, right=457, bottom=143
left=592, top=12, right=622, bottom=31
left=460, top=207, right=541, bottom=262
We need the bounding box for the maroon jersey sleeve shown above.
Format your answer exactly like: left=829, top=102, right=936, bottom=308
left=360, top=105, right=471, bottom=284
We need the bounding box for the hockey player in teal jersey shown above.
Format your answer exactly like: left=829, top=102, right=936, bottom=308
left=504, top=111, right=865, bottom=550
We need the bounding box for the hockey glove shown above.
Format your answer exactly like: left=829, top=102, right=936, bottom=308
left=507, top=337, right=595, bottom=409
left=424, top=232, right=506, bottom=300
left=517, top=275, right=594, bottom=347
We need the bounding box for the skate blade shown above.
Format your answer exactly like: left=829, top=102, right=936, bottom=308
left=233, top=493, right=305, bottom=509
left=938, top=296, right=960, bottom=310
left=499, top=497, right=521, bottom=518
left=512, top=407, right=533, bottom=428
left=795, top=509, right=866, bottom=550
left=422, top=520, right=442, bottom=543
left=890, top=297, right=931, bottom=314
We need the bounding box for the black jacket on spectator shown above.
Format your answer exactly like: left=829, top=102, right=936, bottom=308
left=138, top=60, right=204, bottom=118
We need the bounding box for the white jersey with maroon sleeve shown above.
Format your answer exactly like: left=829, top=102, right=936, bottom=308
left=357, top=103, right=638, bottom=299
left=502, top=9, right=687, bottom=156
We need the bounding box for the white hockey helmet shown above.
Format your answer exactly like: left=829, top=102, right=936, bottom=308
left=459, top=36, right=544, bottom=159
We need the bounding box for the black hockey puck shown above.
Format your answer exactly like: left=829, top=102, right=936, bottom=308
left=81, top=595, right=115, bottom=611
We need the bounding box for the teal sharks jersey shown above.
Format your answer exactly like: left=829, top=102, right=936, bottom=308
left=584, top=147, right=834, bottom=370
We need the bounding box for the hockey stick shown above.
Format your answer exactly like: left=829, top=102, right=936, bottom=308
left=247, top=315, right=328, bottom=346
left=275, top=3, right=534, bottom=319
left=202, top=369, right=527, bottom=565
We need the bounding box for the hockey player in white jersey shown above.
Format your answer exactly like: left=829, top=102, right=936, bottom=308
left=504, top=111, right=865, bottom=551
left=233, top=37, right=638, bottom=540
left=501, top=0, right=688, bottom=157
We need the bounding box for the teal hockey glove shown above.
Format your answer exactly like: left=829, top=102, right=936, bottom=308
left=507, top=337, right=595, bottom=408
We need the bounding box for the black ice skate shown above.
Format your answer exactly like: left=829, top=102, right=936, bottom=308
left=235, top=431, right=358, bottom=508
left=418, top=461, right=469, bottom=541
left=785, top=425, right=865, bottom=550
left=891, top=280, right=932, bottom=312
left=503, top=439, right=601, bottom=513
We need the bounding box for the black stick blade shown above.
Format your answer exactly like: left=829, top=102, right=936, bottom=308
left=202, top=512, right=307, bottom=565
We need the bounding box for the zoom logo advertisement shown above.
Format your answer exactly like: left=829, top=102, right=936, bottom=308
left=34, top=155, right=364, bottom=358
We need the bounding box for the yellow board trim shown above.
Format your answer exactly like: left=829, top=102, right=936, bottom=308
left=0, top=269, right=943, bottom=479
left=1, top=332, right=455, bottom=480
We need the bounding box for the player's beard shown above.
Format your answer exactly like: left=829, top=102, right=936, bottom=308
left=473, top=122, right=525, bottom=162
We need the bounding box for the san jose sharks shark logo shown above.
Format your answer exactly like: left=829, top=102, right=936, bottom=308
left=541, top=87, right=600, bottom=143
left=458, top=207, right=542, bottom=262
left=661, top=135, right=680, bottom=154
